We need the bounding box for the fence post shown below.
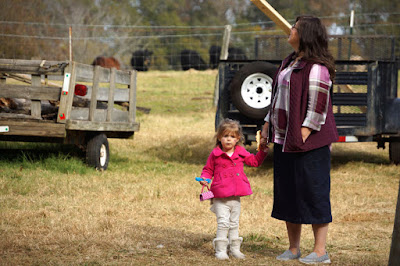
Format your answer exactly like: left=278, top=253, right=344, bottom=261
left=389, top=180, right=400, bottom=265
left=213, top=25, right=231, bottom=107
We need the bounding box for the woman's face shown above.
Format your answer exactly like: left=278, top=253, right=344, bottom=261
left=288, top=22, right=300, bottom=52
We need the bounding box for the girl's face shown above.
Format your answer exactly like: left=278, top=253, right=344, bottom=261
left=288, top=22, right=300, bottom=52
left=219, top=131, right=239, bottom=153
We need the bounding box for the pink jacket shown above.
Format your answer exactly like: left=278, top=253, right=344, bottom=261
left=201, top=145, right=267, bottom=198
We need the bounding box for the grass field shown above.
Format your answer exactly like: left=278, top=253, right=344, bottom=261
left=0, top=69, right=399, bottom=265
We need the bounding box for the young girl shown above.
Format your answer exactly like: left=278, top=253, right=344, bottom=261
left=199, top=118, right=268, bottom=260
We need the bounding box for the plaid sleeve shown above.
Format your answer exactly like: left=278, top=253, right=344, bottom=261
left=302, top=64, right=332, bottom=131
left=264, top=111, right=270, bottom=122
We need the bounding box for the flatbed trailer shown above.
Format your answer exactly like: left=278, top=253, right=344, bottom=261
left=215, top=59, right=400, bottom=164
left=0, top=59, right=140, bottom=170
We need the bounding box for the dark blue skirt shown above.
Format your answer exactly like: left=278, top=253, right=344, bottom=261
left=271, top=143, right=332, bottom=224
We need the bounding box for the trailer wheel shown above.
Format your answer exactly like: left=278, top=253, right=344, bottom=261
left=86, top=133, right=109, bottom=170
left=230, top=61, right=277, bottom=120
left=389, top=142, right=400, bottom=165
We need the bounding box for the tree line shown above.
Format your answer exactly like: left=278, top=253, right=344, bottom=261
left=0, top=0, right=398, bottom=66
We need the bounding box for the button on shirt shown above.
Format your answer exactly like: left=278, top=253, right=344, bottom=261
left=265, top=62, right=332, bottom=144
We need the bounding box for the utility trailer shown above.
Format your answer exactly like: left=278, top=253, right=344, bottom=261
left=215, top=59, right=400, bottom=164
left=0, top=59, right=140, bottom=170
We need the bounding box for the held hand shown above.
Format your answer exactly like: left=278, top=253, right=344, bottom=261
left=261, top=122, right=269, bottom=138
left=259, top=138, right=269, bottom=153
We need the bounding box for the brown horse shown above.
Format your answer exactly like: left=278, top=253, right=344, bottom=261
left=92, top=56, right=121, bottom=70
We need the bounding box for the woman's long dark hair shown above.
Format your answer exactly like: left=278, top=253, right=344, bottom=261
left=295, top=16, right=336, bottom=80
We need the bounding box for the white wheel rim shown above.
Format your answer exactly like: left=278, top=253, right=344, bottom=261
left=240, top=73, right=273, bottom=109
left=100, top=144, right=107, bottom=166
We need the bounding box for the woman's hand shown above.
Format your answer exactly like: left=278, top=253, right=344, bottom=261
left=261, top=122, right=269, bottom=138
left=301, top=127, right=312, bottom=143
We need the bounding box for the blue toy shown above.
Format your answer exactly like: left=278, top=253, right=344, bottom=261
left=195, top=177, right=211, bottom=183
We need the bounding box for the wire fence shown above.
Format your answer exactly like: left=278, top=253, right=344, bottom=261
left=0, top=18, right=399, bottom=72
left=254, top=34, right=400, bottom=61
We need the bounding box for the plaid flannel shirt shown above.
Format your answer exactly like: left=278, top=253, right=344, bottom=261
left=265, top=62, right=332, bottom=145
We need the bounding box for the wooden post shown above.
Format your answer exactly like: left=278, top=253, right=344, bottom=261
left=106, top=68, right=116, bottom=122
left=69, top=27, right=73, bottom=61
left=57, top=61, right=76, bottom=123
left=220, top=25, right=231, bottom=61
left=128, top=70, right=137, bottom=123
left=389, top=180, right=400, bottom=265
left=31, top=75, right=42, bottom=119
left=65, top=62, right=77, bottom=119
left=89, top=66, right=101, bottom=121
left=250, top=0, right=291, bottom=35
left=213, top=25, right=232, bottom=107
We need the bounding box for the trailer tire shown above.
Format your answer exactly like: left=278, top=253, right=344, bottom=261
left=86, top=133, right=110, bottom=170
left=230, top=61, right=277, bottom=120
left=389, top=142, right=400, bottom=165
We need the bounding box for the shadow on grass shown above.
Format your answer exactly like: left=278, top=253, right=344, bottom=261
left=146, top=135, right=273, bottom=172
left=0, top=142, right=134, bottom=174
left=265, top=144, right=390, bottom=168
left=330, top=147, right=390, bottom=167
left=0, top=143, right=91, bottom=174
left=149, top=136, right=391, bottom=172
left=116, top=224, right=282, bottom=263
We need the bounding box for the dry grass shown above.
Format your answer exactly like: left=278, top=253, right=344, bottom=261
left=0, top=70, right=399, bottom=265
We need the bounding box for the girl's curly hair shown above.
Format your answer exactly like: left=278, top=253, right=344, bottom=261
left=215, top=118, right=244, bottom=148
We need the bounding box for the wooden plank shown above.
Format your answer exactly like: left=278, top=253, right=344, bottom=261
left=89, top=66, right=101, bottom=121
left=250, top=0, right=291, bottom=35
left=65, top=62, right=77, bottom=121
left=66, top=120, right=139, bottom=132
left=74, top=62, right=131, bottom=85
left=107, top=68, right=116, bottom=122
left=0, top=120, right=66, bottom=138
left=0, top=113, right=39, bottom=120
left=0, top=67, right=63, bottom=75
left=75, top=62, right=96, bottom=81
left=0, top=59, right=64, bottom=67
left=70, top=107, right=129, bottom=122
left=0, top=84, right=61, bottom=101
left=31, top=75, right=42, bottom=119
left=46, top=75, right=64, bottom=82
left=4, top=73, right=62, bottom=87
left=79, top=87, right=129, bottom=102
left=0, top=59, right=67, bottom=75
left=115, top=71, right=131, bottom=85
left=57, top=62, right=76, bottom=123
left=128, top=70, right=137, bottom=123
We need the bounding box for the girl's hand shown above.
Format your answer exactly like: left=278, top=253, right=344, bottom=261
left=260, top=138, right=269, bottom=153
left=199, top=180, right=209, bottom=186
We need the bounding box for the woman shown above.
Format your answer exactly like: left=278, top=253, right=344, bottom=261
left=261, top=16, right=338, bottom=264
